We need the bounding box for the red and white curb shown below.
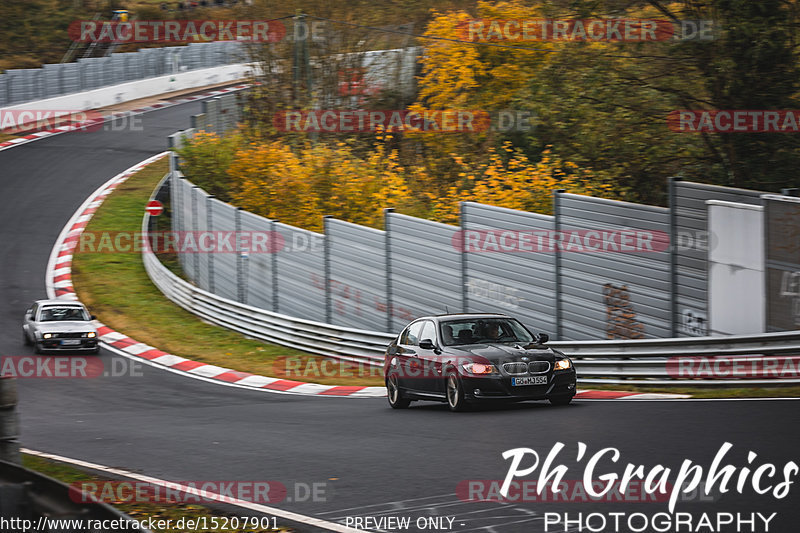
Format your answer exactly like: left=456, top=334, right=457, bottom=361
left=42, top=154, right=688, bottom=401
left=0, top=83, right=249, bottom=153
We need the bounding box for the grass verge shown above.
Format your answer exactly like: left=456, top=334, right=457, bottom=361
left=22, top=454, right=293, bottom=533
left=70, top=157, right=384, bottom=387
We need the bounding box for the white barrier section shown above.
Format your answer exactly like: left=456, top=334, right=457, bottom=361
left=2, top=63, right=253, bottom=112
left=707, top=200, right=765, bottom=335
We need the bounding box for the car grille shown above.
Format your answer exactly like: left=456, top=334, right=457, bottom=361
left=502, top=362, right=528, bottom=375
left=528, top=361, right=551, bottom=374
left=53, top=332, right=85, bottom=339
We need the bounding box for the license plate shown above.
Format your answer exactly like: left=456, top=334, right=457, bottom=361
left=61, top=339, right=81, bottom=346
left=512, top=376, right=548, bottom=386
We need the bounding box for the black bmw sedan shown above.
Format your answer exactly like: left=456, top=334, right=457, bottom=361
left=384, top=314, right=577, bottom=411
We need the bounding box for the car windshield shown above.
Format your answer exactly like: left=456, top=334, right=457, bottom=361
left=39, top=306, right=88, bottom=322
left=440, top=318, right=535, bottom=346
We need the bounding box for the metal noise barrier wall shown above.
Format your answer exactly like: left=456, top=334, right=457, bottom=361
left=192, top=92, right=243, bottom=135
left=149, top=178, right=800, bottom=384
left=385, top=211, right=462, bottom=332
left=239, top=210, right=275, bottom=311
left=326, top=218, right=388, bottom=332
left=556, top=193, right=671, bottom=341
left=670, top=179, right=764, bottom=337
left=461, top=201, right=556, bottom=337
left=763, top=194, right=800, bottom=332
left=166, top=159, right=799, bottom=341
left=152, top=173, right=800, bottom=385
left=209, top=197, right=237, bottom=300
left=0, top=41, right=243, bottom=107
left=275, top=223, right=326, bottom=322
left=151, top=177, right=394, bottom=364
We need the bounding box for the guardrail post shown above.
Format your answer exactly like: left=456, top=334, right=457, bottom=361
left=323, top=215, right=333, bottom=324
left=236, top=207, right=247, bottom=304
left=668, top=176, right=681, bottom=337
left=553, top=189, right=565, bottom=340
left=460, top=201, right=469, bottom=313
left=167, top=133, right=176, bottom=163
left=0, top=377, right=20, bottom=465
left=191, top=186, right=200, bottom=284
left=271, top=219, right=279, bottom=313
left=384, top=208, right=394, bottom=333
left=206, top=195, right=215, bottom=294
left=176, top=177, right=186, bottom=272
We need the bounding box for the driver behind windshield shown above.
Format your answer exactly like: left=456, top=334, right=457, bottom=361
left=483, top=322, right=503, bottom=340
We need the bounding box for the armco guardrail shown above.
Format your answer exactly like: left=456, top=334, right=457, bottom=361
left=559, top=332, right=800, bottom=386
left=0, top=459, right=152, bottom=533
left=143, top=175, right=800, bottom=385
left=0, top=377, right=19, bottom=464
left=554, top=331, right=800, bottom=358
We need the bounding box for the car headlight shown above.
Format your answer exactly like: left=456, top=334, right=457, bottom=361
left=461, top=363, right=497, bottom=375
left=554, top=358, right=572, bottom=371
left=86, top=332, right=96, bottom=338
left=43, top=333, right=53, bottom=339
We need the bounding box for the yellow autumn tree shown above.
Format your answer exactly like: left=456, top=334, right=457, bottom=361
left=227, top=136, right=422, bottom=231
left=430, top=144, right=619, bottom=224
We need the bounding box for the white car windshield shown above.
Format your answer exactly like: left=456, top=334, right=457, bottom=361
left=39, top=307, right=88, bottom=322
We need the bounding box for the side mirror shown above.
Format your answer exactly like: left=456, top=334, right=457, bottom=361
left=90, top=315, right=97, bottom=320
left=537, top=333, right=549, bottom=344
left=419, top=339, right=436, bottom=350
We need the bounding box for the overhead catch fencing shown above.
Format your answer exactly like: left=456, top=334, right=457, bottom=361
left=0, top=41, right=244, bottom=107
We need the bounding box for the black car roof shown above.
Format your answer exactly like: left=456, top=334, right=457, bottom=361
left=421, top=313, right=512, bottom=322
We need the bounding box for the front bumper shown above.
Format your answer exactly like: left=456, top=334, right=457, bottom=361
left=462, top=369, right=577, bottom=401
left=38, top=338, right=99, bottom=351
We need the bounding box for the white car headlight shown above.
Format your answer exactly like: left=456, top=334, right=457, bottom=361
left=554, top=358, right=572, bottom=371
left=86, top=332, right=96, bottom=338
left=43, top=333, right=53, bottom=339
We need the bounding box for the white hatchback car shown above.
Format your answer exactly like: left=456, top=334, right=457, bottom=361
left=22, top=299, right=99, bottom=354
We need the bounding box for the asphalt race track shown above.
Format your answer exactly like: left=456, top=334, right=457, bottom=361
left=1, top=101, right=799, bottom=533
